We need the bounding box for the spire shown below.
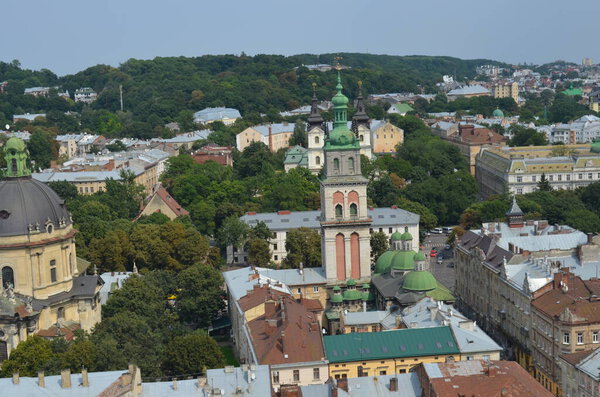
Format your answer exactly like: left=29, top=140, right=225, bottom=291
left=307, top=82, right=324, bottom=131
left=352, top=80, right=370, bottom=133
left=3, top=137, right=31, bottom=178
left=331, top=71, right=350, bottom=130
left=507, top=196, right=523, bottom=216
left=506, top=196, right=524, bottom=228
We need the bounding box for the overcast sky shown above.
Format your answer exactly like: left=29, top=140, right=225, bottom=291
left=3, top=0, right=598, bottom=76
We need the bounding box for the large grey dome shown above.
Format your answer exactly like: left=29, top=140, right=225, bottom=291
left=0, top=176, right=72, bottom=237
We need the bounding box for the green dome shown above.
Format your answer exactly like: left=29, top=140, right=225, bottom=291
left=361, top=283, right=370, bottom=289
left=403, top=271, right=438, bottom=292
left=492, top=108, right=504, bottom=118
left=362, top=291, right=375, bottom=301
left=391, top=251, right=417, bottom=271
left=390, top=231, right=403, bottom=241
left=591, top=140, right=600, bottom=154
left=330, top=293, right=343, bottom=303
left=332, top=91, right=349, bottom=107
left=5, top=137, right=27, bottom=152
left=400, top=231, right=413, bottom=241
left=414, top=251, right=427, bottom=261
left=328, top=127, right=356, bottom=147
left=332, top=286, right=341, bottom=291
left=342, top=289, right=363, bottom=301
left=374, top=251, right=397, bottom=274
left=346, top=279, right=357, bottom=286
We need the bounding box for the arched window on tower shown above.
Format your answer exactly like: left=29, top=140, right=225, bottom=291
left=316, top=155, right=321, bottom=165
left=2, top=267, right=14, bottom=289
left=348, top=157, right=355, bottom=173
left=335, top=204, right=343, bottom=219
left=359, top=135, right=364, bottom=142
left=350, top=203, right=358, bottom=218
left=315, top=136, right=320, bottom=144
left=57, top=307, right=65, bottom=321
left=333, top=158, right=340, bottom=171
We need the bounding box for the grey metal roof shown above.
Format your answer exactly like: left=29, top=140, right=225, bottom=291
left=33, top=170, right=125, bottom=183
left=300, top=373, right=422, bottom=396
left=194, top=107, right=241, bottom=123
left=342, top=310, right=392, bottom=326
left=448, top=85, right=490, bottom=96
left=0, top=177, right=72, bottom=237
left=241, top=208, right=419, bottom=232
left=576, top=348, right=600, bottom=380
left=257, top=267, right=326, bottom=286
left=223, top=266, right=290, bottom=301
left=0, top=370, right=124, bottom=397
left=99, top=272, right=133, bottom=305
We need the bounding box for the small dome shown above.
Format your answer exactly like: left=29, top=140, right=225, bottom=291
left=403, top=271, right=438, bottom=292
left=332, top=91, right=349, bottom=107
left=374, top=251, right=397, bottom=274
left=332, top=286, right=341, bottom=291
left=390, top=231, right=403, bottom=241
left=330, top=293, right=343, bottom=303
left=592, top=140, right=600, bottom=154
left=492, top=108, right=504, bottom=118
left=361, top=283, right=370, bottom=289
left=346, top=279, right=357, bottom=287
left=391, top=251, right=417, bottom=271
left=342, top=288, right=363, bottom=301
left=400, top=231, right=413, bottom=241
left=328, top=127, right=356, bottom=147
left=5, top=137, right=27, bottom=152
left=414, top=251, right=427, bottom=261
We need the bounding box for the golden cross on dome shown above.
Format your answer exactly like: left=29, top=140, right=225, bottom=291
left=333, top=56, right=343, bottom=70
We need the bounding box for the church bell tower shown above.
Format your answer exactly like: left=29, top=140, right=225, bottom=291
left=320, top=72, right=372, bottom=284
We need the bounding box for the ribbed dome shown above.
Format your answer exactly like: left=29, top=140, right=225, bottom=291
left=414, top=251, right=427, bottom=261
left=492, top=108, right=504, bottom=118
left=390, top=251, right=417, bottom=271
left=400, top=231, right=413, bottom=241
left=403, top=271, right=437, bottom=292
left=390, top=231, right=403, bottom=241
left=330, top=293, right=343, bottom=303
left=374, top=250, right=397, bottom=274
left=0, top=177, right=72, bottom=237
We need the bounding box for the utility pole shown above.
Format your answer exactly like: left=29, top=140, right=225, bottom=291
left=119, top=85, right=123, bottom=112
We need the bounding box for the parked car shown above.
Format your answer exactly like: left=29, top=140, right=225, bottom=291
left=445, top=244, right=451, bottom=250
left=436, top=256, right=444, bottom=264
left=442, top=227, right=452, bottom=234
left=431, top=228, right=443, bottom=234
left=447, top=262, right=455, bottom=268
left=430, top=249, right=437, bottom=257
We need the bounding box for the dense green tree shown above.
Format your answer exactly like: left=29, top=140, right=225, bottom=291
left=580, top=182, right=600, bottom=216
left=565, top=209, right=600, bottom=234
left=27, top=130, right=58, bottom=169
left=175, top=264, right=225, bottom=327
left=395, top=196, right=438, bottom=232
left=508, top=125, right=548, bottom=146
left=537, top=173, right=552, bottom=191
left=0, top=336, right=53, bottom=377
left=161, top=331, right=224, bottom=376
left=48, top=180, right=78, bottom=200
left=283, top=227, right=321, bottom=268
left=246, top=238, right=272, bottom=267
left=370, top=232, right=389, bottom=262
left=217, top=216, right=250, bottom=255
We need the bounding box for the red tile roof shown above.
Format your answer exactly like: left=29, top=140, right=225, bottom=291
left=247, top=294, right=324, bottom=365
left=423, top=360, right=553, bottom=397
left=36, top=322, right=81, bottom=341
left=151, top=186, right=189, bottom=217
left=560, top=349, right=595, bottom=366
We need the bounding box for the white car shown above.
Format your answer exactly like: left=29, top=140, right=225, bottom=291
left=431, top=228, right=443, bottom=234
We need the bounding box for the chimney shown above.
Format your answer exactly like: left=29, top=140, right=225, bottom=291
left=265, top=300, right=277, bottom=319
left=38, top=372, right=45, bottom=388
left=488, top=365, right=497, bottom=377
left=120, top=373, right=132, bottom=387
left=61, top=369, right=72, bottom=388
left=82, top=368, right=89, bottom=387
left=197, top=376, right=207, bottom=388
left=395, top=315, right=402, bottom=328
left=172, top=378, right=178, bottom=391
left=389, top=377, right=398, bottom=391
left=588, top=233, right=594, bottom=244
left=280, top=331, right=286, bottom=354
left=12, top=373, right=19, bottom=385
left=337, top=378, right=349, bottom=392
left=268, top=125, right=273, bottom=152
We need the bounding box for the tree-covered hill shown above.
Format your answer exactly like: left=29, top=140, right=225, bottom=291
left=0, top=53, right=509, bottom=127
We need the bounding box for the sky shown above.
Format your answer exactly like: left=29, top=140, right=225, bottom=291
left=2, top=0, right=599, bottom=76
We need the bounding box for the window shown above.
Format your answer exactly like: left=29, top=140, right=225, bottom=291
left=350, top=327, right=356, bottom=333
left=316, top=155, right=321, bottom=165
left=315, top=136, right=319, bottom=144
left=532, top=175, right=537, bottom=182
left=558, top=175, right=562, bottom=181
left=593, top=331, right=598, bottom=343
left=333, top=158, right=340, bottom=171
left=389, top=227, right=393, bottom=233
left=483, top=355, right=490, bottom=361
left=379, top=370, right=387, bottom=375
left=234, top=256, right=238, bottom=262
left=589, top=173, right=593, bottom=179
left=549, top=175, right=553, bottom=181
left=85, top=187, right=89, bottom=193
left=79, top=187, right=83, bottom=193
left=399, top=369, right=406, bottom=373
left=335, top=204, right=343, bottom=219
left=273, top=243, right=278, bottom=251
left=50, top=268, right=57, bottom=283
left=577, top=333, right=584, bottom=345
left=313, top=368, right=320, bottom=380
left=359, top=135, right=364, bottom=142
left=313, top=286, right=319, bottom=293
left=273, top=371, right=279, bottom=384
left=348, top=157, right=355, bottom=173
left=1, top=267, right=14, bottom=289
left=57, top=307, right=65, bottom=321
left=567, top=174, right=571, bottom=181
left=293, top=370, right=300, bottom=382
left=517, top=176, right=522, bottom=183
left=297, top=288, right=301, bottom=294
left=274, top=255, right=278, bottom=261
left=90, top=187, right=94, bottom=193
left=349, top=203, right=357, bottom=217
left=579, top=173, right=583, bottom=180
left=563, top=333, right=570, bottom=345
left=517, top=188, right=523, bottom=195
left=467, top=356, right=473, bottom=360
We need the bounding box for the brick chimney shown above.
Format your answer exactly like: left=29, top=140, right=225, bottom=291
left=61, top=369, right=72, bottom=388
left=389, top=377, right=398, bottom=391
left=268, top=125, right=273, bottom=152
left=488, top=364, right=497, bottom=377
left=554, top=269, right=571, bottom=289
left=337, top=378, right=349, bottom=392
left=12, top=373, right=19, bottom=385
left=38, top=371, right=45, bottom=388
left=82, top=368, right=89, bottom=387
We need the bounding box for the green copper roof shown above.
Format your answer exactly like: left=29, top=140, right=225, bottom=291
left=591, top=140, right=600, bottom=154
left=342, top=289, right=363, bottom=301
left=400, top=231, right=413, bottom=241
left=374, top=251, right=397, bottom=274
left=346, top=279, right=357, bottom=286
left=390, top=231, right=402, bottom=241
left=392, top=103, right=414, bottom=114
left=283, top=145, right=308, bottom=165
left=403, top=270, right=438, bottom=292
left=325, top=71, right=360, bottom=151
left=332, top=286, right=341, bottom=291
left=330, top=293, right=343, bottom=303
left=324, top=326, right=459, bottom=363
left=414, top=251, right=427, bottom=261
left=426, top=281, right=456, bottom=302
left=3, top=137, right=31, bottom=177
left=361, top=283, right=370, bottom=289
left=562, top=84, right=583, bottom=96
left=362, top=291, right=375, bottom=301
left=492, top=108, right=504, bottom=118
left=391, top=251, right=417, bottom=271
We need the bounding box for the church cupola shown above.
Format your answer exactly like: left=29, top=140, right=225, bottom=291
left=506, top=197, right=524, bottom=228
left=400, top=227, right=413, bottom=251
left=4, top=137, right=31, bottom=178
left=352, top=80, right=370, bottom=133
left=307, top=82, right=326, bottom=133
